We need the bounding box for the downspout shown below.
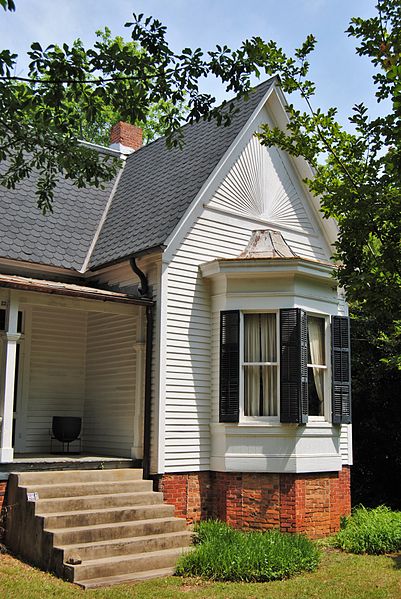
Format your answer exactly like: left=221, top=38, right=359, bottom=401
left=130, top=257, right=153, bottom=480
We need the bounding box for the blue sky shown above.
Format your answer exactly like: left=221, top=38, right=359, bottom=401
left=0, top=0, right=382, bottom=127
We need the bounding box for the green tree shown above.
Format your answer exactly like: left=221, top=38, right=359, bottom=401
left=1, top=0, right=400, bottom=365
left=254, top=1, right=401, bottom=369
left=43, top=28, right=185, bottom=147
left=0, top=6, right=256, bottom=213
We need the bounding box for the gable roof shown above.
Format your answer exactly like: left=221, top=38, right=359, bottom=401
left=0, top=78, right=276, bottom=273
left=89, top=78, right=276, bottom=269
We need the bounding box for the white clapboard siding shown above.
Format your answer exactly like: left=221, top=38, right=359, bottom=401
left=88, top=256, right=161, bottom=473
left=83, top=311, right=137, bottom=457
left=340, top=424, right=353, bottom=465
left=164, top=216, right=245, bottom=472
left=25, top=306, right=87, bottom=452
left=163, top=129, right=333, bottom=473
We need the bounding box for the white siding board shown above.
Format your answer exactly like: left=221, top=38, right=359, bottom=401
left=340, top=424, right=352, bottom=465
left=83, top=311, right=137, bottom=457
left=89, top=255, right=162, bottom=473
left=25, top=306, right=87, bottom=452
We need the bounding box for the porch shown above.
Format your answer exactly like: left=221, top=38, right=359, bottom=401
left=0, top=275, right=153, bottom=466
left=0, top=453, right=136, bottom=473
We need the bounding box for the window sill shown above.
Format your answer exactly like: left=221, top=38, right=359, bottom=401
left=212, top=420, right=334, bottom=429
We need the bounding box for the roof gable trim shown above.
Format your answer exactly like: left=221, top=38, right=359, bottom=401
left=162, top=79, right=278, bottom=263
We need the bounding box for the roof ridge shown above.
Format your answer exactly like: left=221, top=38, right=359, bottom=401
left=124, top=76, right=278, bottom=162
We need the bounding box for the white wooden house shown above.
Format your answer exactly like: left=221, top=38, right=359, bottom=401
left=0, top=78, right=352, bottom=545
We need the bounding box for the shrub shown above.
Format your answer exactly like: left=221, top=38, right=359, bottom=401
left=334, top=506, right=401, bottom=554
left=176, top=520, right=320, bottom=582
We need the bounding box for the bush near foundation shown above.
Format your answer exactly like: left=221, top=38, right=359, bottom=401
left=334, top=506, right=401, bottom=554
left=176, top=520, right=320, bottom=582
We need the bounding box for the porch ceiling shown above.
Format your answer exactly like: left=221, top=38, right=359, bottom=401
left=0, top=273, right=153, bottom=306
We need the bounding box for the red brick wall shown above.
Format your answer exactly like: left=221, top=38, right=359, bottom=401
left=0, top=482, right=6, bottom=511
left=0, top=481, right=7, bottom=541
left=156, top=467, right=351, bottom=538
left=155, top=472, right=211, bottom=522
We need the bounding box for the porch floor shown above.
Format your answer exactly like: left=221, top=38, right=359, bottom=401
left=0, top=454, right=141, bottom=473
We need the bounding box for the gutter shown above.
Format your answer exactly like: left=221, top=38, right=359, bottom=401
left=129, top=257, right=153, bottom=480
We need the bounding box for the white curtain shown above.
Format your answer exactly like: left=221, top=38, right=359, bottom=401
left=308, top=317, right=325, bottom=408
left=244, top=314, right=277, bottom=416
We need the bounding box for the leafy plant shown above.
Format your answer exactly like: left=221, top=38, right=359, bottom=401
left=176, top=520, right=320, bottom=582
left=334, top=506, right=401, bottom=554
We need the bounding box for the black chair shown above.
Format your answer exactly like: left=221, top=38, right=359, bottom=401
left=50, top=416, right=82, bottom=454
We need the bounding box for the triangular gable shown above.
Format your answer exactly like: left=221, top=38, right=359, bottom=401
left=209, top=135, right=315, bottom=234
left=164, top=84, right=336, bottom=263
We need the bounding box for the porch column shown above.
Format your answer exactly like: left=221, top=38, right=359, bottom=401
left=0, top=293, right=20, bottom=462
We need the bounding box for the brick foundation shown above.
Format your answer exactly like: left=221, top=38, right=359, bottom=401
left=155, top=467, right=351, bottom=538
left=0, top=481, right=7, bottom=541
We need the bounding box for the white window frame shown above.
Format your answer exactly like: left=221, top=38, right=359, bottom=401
left=307, top=312, right=331, bottom=421
left=239, top=310, right=280, bottom=423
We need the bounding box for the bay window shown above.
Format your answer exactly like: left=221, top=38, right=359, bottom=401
left=219, top=308, right=351, bottom=425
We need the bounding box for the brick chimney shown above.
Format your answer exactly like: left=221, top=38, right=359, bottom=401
left=109, top=121, right=143, bottom=155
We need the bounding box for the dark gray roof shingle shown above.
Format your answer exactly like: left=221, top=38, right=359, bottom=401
left=0, top=78, right=275, bottom=272
left=89, top=78, right=275, bottom=268
left=0, top=163, right=114, bottom=271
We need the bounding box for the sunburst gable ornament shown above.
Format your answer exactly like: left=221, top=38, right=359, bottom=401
left=209, top=136, right=313, bottom=233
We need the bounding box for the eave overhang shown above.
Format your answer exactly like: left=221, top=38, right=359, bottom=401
left=0, top=273, right=153, bottom=306
left=201, top=256, right=336, bottom=284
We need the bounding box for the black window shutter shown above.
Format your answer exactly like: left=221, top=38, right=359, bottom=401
left=280, top=308, right=308, bottom=424
left=331, top=316, right=351, bottom=424
left=219, top=310, right=240, bottom=423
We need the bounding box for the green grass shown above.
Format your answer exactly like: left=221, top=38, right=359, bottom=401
left=0, top=549, right=401, bottom=599
left=334, top=506, right=401, bottom=554
left=175, top=520, right=320, bottom=582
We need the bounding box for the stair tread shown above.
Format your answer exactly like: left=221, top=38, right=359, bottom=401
left=78, top=567, right=176, bottom=588
left=37, top=491, right=158, bottom=504
left=71, top=546, right=189, bottom=568
left=15, top=468, right=142, bottom=475
left=57, top=530, right=193, bottom=552
left=38, top=503, right=167, bottom=518
left=24, top=479, right=146, bottom=489
left=45, top=515, right=185, bottom=534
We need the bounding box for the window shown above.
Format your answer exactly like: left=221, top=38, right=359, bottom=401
left=0, top=308, right=23, bottom=333
left=307, top=316, right=327, bottom=416
left=219, top=309, right=351, bottom=425
left=243, top=313, right=278, bottom=417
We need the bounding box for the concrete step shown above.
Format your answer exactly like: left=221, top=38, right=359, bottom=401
left=77, top=566, right=176, bottom=589
left=35, top=491, right=164, bottom=514
left=41, top=504, right=175, bottom=529
left=50, top=516, right=188, bottom=545
left=64, top=546, right=190, bottom=582
left=24, top=479, right=153, bottom=498
left=6, top=467, right=191, bottom=588
left=58, top=530, right=194, bottom=561
left=17, top=468, right=143, bottom=486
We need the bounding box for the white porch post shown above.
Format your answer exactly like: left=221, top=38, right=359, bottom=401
left=0, top=293, right=20, bottom=462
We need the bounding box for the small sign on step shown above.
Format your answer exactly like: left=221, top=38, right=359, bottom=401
left=27, top=492, right=39, bottom=502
